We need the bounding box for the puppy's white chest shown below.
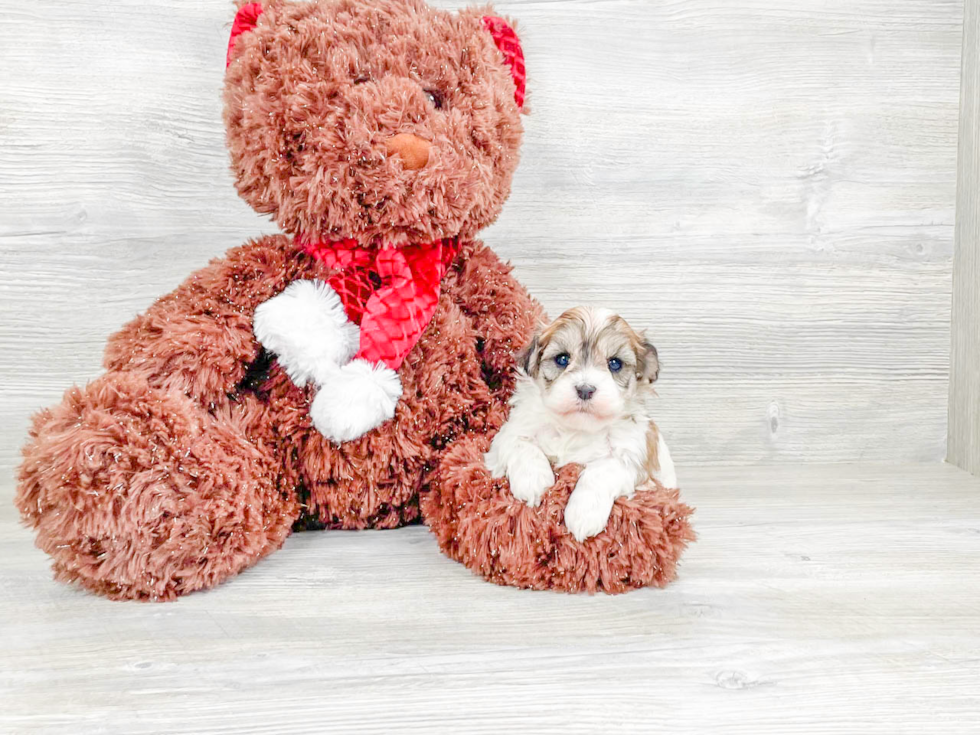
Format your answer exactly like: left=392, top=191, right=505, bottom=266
left=536, top=426, right=613, bottom=467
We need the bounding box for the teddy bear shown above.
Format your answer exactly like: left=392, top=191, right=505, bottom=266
left=16, top=0, right=694, bottom=601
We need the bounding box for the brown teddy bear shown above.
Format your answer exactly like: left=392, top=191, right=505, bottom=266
left=16, top=0, right=693, bottom=600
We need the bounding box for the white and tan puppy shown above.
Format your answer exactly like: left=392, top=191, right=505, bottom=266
left=485, top=307, right=677, bottom=541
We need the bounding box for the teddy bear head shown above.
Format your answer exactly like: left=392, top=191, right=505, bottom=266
left=224, top=0, right=527, bottom=246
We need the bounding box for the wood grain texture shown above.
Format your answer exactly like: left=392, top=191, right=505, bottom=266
left=0, top=0, right=962, bottom=470
left=949, top=0, right=980, bottom=474
left=2, top=464, right=979, bottom=734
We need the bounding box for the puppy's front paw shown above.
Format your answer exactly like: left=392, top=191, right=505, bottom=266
left=507, top=457, right=555, bottom=508
left=564, top=463, right=636, bottom=541
left=563, top=487, right=616, bottom=542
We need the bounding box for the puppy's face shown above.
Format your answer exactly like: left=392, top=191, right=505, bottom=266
left=521, top=307, right=660, bottom=431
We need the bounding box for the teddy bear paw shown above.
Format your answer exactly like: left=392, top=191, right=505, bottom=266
left=310, top=359, right=403, bottom=443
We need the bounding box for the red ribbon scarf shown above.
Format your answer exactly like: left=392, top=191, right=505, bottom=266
left=301, top=238, right=459, bottom=370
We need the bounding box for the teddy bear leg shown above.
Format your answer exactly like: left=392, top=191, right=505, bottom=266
left=15, top=371, right=298, bottom=601
left=422, top=433, right=696, bottom=594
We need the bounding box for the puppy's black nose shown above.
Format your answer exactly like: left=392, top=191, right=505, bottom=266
left=576, top=384, right=597, bottom=401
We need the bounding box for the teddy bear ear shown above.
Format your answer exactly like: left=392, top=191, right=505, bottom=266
left=481, top=16, right=526, bottom=109
left=226, top=2, right=265, bottom=68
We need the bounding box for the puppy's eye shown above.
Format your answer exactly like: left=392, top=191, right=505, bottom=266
left=424, top=88, right=445, bottom=109
left=554, top=353, right=570, bottom=369
left=608, top=357, right=623, bottom=373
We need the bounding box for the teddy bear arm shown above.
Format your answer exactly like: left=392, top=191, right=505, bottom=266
left=103, top=235, right=298, bottom=407
left=449, top=241, right=543, bottom=393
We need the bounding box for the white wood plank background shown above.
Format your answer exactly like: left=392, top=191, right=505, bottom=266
left=2, top=464, right=979, bottom=734
left=950, top=0, right=980, bottom=475
left=0, top=0, right=963, bottom=469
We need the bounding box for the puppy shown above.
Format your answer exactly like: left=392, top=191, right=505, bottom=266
left=485, top=307, right=677, bottom=541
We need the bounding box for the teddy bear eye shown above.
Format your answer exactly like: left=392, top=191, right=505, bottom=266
left=424, top=88, right=445, bottom=110
left=353, top=74, right=372, bottom=85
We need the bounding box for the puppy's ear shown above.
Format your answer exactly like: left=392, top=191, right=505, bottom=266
left=638, top=339, right=660, bottom=383
left=518, top=332, right=541, bottom=378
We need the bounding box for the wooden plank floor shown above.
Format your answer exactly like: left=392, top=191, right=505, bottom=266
left=2, top=464, right=978, bottom=734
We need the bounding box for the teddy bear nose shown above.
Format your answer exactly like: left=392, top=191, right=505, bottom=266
left=385, top=133, right=430, bottom=170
